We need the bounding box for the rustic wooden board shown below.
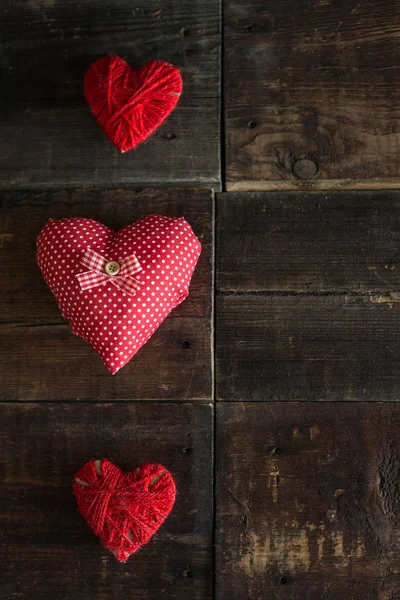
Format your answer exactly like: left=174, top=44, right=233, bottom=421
left=217, top=191, right=400, bottom=400
left=224, top=0, right=400, bottom=190
left=217, top=191, right=400, bottom=292
left=216, top=402, right=400, bottom=600
left=0, top=0, right=220, bottom=188
left=217, top=294, right=400, bottom=401
left=0, top=402, right=213, bottom=600
left=0, top=188, right=213, bottom=400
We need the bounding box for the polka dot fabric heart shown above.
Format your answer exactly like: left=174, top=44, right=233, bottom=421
left=73, top=459, right=176, bottom=562
left=36, top=215, right=201, bottom=374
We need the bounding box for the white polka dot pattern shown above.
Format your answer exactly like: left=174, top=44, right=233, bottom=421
left=36, top=215, right=202, bottom=374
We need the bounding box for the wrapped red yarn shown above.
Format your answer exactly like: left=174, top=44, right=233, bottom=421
left=73, top=459, right=176, bottom=562
left=84, top=56, right=182, bottom=152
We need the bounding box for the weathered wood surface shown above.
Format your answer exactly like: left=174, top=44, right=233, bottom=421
left=224, top=0, right=400, bottom=190
left=216, top=402, right=400, bottom=600
left=0, top=402, right=213, bottom=600
left=217, top=191, right=400, bottom=292
left=0, top=0, right=220, bottom=188
left=0, top=188, right=212, bottom=400
left=217, top=191, right=400, bottom=400
left=217, top=294, right=400, bottom=401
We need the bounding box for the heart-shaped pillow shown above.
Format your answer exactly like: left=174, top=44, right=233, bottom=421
left=73, top=459, right=176, bottom=562
left=84, top=56, right=183, bottom=152
left=36, top=215, right=201, bottom=374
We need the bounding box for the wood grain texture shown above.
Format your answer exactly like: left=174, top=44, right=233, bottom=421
left=0, top=188, right=213, bottom=400
left=216, top=402, right=400, bottom=600
left=0, top=402, right=213, bottom=600
left=217, top=191, right=400, bottom=292
left=0, top=0, right=220, bottom=188
left=217, top=294, right=400, bottom=401
left=225, top=0, right=400, bottom=190
left=217, top=191, right=400, bottom=400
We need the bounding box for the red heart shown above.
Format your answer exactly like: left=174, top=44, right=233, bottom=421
left=36, top=215, right=201, bottom=374
left=73, top=459, right=176, bottom=562
left=84, top=56, right=182, bottom=152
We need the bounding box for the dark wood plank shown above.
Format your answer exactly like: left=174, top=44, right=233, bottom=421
left=218, top=191, right=400, bottom=292
left=217, top=190, right=400, bottom=400
left=0, top=402, right=213, bottom=600
left=217, top=294, right=400, bottom=401
left=0, top=188, right=212, bottom=400
left=225, top=0, right=400, bottom=190
left=216, top=402, right=400, bottom=599
left=0, top=0, right=220, bottom=188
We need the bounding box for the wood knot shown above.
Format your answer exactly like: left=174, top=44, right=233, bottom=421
left=292, top=158, right=318, bottom=180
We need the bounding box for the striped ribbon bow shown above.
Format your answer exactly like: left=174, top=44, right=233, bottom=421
left=76, top=248, right=142, bottom=296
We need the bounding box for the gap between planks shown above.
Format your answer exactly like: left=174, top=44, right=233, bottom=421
left=226, top=179, right=400, bottom=192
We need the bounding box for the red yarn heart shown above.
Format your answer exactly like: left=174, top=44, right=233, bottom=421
left=36, top=215, right=201, bottom=374
left=73, top=459, right=176, bottom=562
left=84, top=56, right=182, bottom=152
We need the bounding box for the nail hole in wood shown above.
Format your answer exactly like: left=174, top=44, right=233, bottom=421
left=271, top=447, right=282, bottom=455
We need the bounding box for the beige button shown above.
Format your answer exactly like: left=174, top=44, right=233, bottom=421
left=104, top=260, right=120, bottom=276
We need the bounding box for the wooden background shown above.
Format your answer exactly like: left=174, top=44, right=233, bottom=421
left=2, top=0, right=400, bottom=598
left=0, top=0, right=220, bottom=188
left=225, top=0, right=400, bottom=191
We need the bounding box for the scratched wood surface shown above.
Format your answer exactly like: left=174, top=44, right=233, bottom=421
left=0, top=402, right=213, bottom=600
left=224, top=0, right=400, bottom=191
left=216, top=402, right=400, bottom=600
left=0, top=188, right=212, bottom=400
left=0, top=0, right=220, bottom=188
left=217, top=191, right=400, bottom=401
left=217, top=191, right=400, bottom=292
